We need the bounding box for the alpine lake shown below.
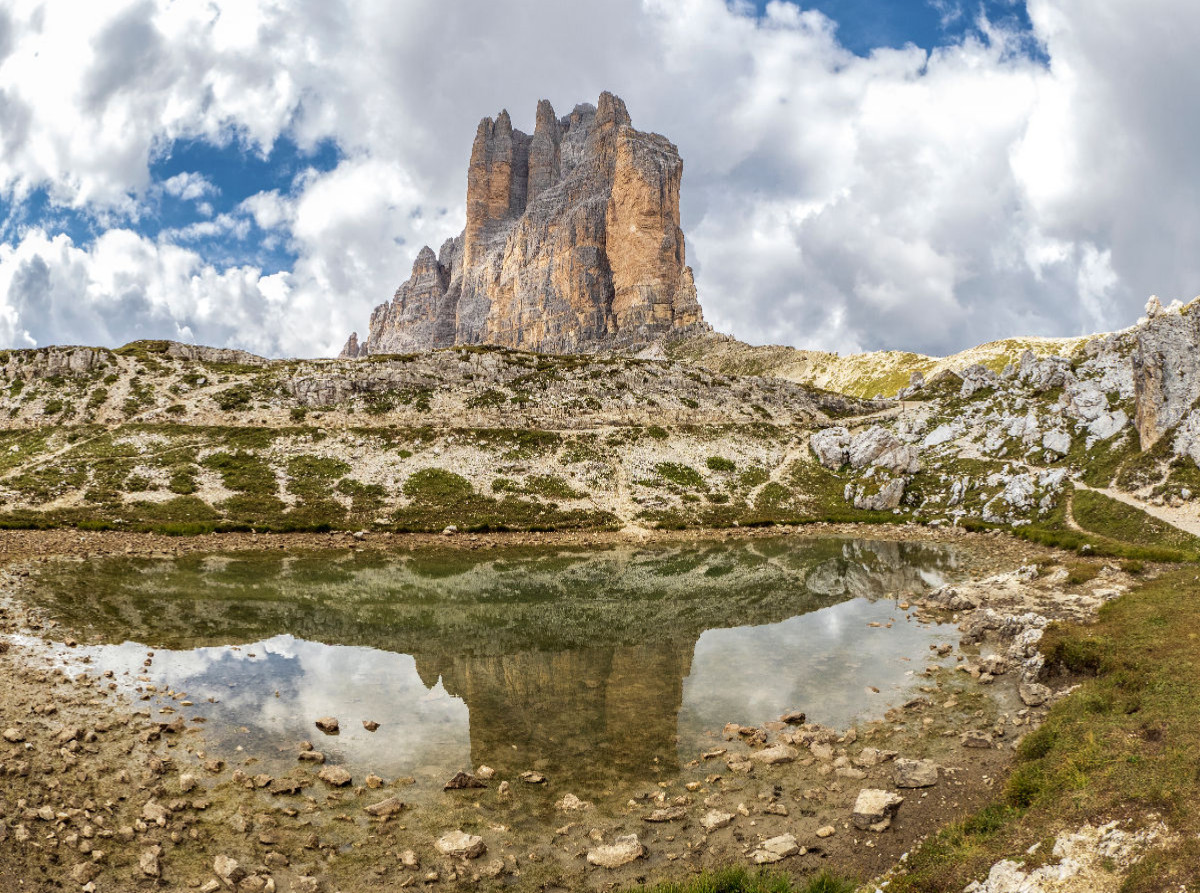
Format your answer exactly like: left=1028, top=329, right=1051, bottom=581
left=19, top=536, right=979, bottom=803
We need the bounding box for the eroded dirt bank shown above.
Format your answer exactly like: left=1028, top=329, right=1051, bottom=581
left=0, top=527, right=1135, bottom=892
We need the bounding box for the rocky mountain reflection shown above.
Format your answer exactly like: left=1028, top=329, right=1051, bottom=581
left=30, top=538, right=967, bottom=791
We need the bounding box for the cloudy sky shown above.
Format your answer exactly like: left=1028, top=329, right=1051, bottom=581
left=0, top=0, right=1196, bottom=359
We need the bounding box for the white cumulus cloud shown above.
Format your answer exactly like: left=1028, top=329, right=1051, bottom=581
left=0, top=0, right=1198, bottom=358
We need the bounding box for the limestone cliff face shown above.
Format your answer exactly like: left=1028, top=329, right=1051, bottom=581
left=354, top=92, right=707, bottom=356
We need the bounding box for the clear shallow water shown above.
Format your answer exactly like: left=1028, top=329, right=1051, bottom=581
left=26, top=537, right=970, bottom=793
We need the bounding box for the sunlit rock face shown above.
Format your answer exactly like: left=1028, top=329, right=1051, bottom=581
left=353, top=92, right=707, bottom=356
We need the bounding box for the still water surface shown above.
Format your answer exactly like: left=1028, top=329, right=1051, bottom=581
left=28, top=537, right=972, bottom=794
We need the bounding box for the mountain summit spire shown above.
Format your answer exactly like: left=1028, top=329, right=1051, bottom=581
left=340, top=92, right=706, bottom=357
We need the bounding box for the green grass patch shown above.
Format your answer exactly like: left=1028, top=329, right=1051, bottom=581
left=201, top=451, right=276, bottom=494
left=1073, top=488, right=1200, bottom=552
left=633, top=867, right=856, bottom=893
left=522, top=474, right=584, bottom=500
left=286, top=455, right=352, bottom=499
left=889, top=567, right=1200, bottom=892
left=212, top=384, right=253, bottom=411
left=706, top=456, right=737, bottom=473
left=655, top=462, right=706, bottom=490
left=403, top=468, right=475, bottom=504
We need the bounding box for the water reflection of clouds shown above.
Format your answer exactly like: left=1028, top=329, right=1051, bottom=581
left=679, top=598, right=957, bottom=738
left=92, top=635, right=472, bottom=778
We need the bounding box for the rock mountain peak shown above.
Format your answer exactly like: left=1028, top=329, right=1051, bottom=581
left=341, top=92, right=707, bottom=357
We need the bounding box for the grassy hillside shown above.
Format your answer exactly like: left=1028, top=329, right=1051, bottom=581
left=668, top=333, right=1095, bottom=399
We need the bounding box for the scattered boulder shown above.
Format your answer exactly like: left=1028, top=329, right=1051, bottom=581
left=700, top=811, right=734, bottom=832
left=362, top=720, right=380, bottom=732
left=436, top=830, right=487, bottom=860
left=139, top=846, right=162, bottom=878
left=214, top=855, right=246, bottom=888
left=268, top=778, right=305, bottom=796
left=750, top=744, right=797, bottom=765
left=961, top=730, right=995, bottom=749
left=587, top=834, right=646, bottom=869
left=960, top=364, right=1000, bottom=397
left=1042, top=430, right=1072, bottom=456
left=318, top=766, right=352, bottom=787
left=555, top=793, right=592, bottom=812
left=751, top=834, right=802, bottom=864
left=71, top=862, right=99, bottom=885
left=852, top=789, right=904, bottom=831
left=853, top=747, right=896, bottom=768
left=141, top=800, right=168, bottom=825
left=893, top=758, right=940, bottom=788
left=364, top=797, right=406, bottom=817
left=810, top=427, right=851, bottom=469
left=854, top=478, right=907, bottom=511
left=643, top=806, right=687, bottom=823
left=314, top=717, right=339, bottom=735
left=444, top=771, right=486, bottom=790
left=848, top=425, right=921, bottom=473
left=1019, top=681, right=1052, bottom=707
left=779, top=709, right=806, bottom=725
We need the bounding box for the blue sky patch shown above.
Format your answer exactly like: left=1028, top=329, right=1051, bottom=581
left=0, top=134, right=342, bottom=276
left=751, top=0, right=1039, bottom=57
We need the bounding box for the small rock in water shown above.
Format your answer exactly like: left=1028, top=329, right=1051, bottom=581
left=643, top=806, right=687, bottom=823
left=444, top=771, right=486, bottom=790
left=436, top=830, right=486, bottom=859
left=587, top=834, right=646, bottom=869
left=555, top=793, right=592, bottom=811
left=314, top=717, right=339, bottom=735
left=298, top=750, right=326, bottom=764
left=362, top=719, right=380, bottom=732
left=364, top=796, right=406, bottom=817
left=779, top=709, right=806, bottom=725
left=318, top=766, right=352, bottom=787
left=751, top=834, right=802, bottom=864
left=365, top=774, right=384, bottom=789
left=268, top=778, right=305, bottom=796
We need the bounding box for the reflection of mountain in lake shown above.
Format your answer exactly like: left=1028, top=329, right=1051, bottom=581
left=416, top=643, right=694, bottom=781
left=31, top=538, right=969, bottom=784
